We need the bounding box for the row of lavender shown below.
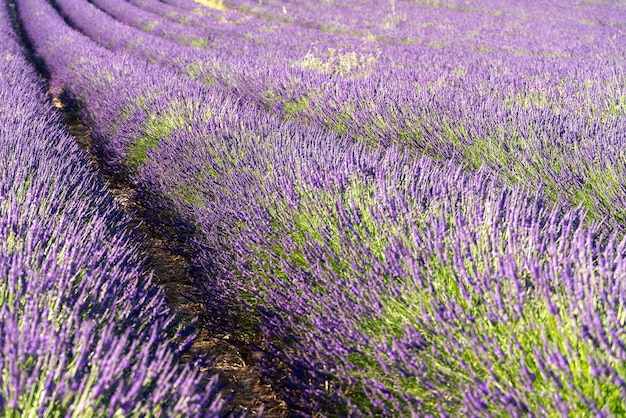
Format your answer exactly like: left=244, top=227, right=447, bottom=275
left=16, top=0, right=626, bottom=415
left=225, top=0, right=622, bottom=48
left=0, top=2, right=224, bottom=415
left=53, top=0, right=626, bottom=228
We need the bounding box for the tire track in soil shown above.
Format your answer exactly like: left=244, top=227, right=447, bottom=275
left=51, top=95, right=290, bottom=418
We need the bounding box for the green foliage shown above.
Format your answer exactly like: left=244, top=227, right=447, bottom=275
left=184, top=36, right=208, bottom=48
left=283, top=96, right=310, bottom=119
left=293, top=48, right=379, bottom=78
left=126, top=100, right=212, bottom=168
left=141, top=21, right=158, bottom=32
left=355, top=258, right=626, bottom=415
left=192, top=0, right=227, bottom=11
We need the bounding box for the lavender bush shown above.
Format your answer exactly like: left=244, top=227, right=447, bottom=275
left=47, top=0, right=626, bottom=229
left=0, top=2, right=223, bottom=415
left=13, top=0, right=626, bottom=415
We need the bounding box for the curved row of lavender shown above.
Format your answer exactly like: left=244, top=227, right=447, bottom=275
left=16, top=0, right=626, bottom=415
left=92, top=0, right=356, bottom=60
left=50, top=0, right=626, bottom=229
left=0, top=2, right=224, bottom=416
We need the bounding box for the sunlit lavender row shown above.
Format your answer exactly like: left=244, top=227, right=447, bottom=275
left=13, top=0, right=626, bottom=415
left=50, top=0, right=626, bottom=228
left=0, top=2, right=224, bottom=415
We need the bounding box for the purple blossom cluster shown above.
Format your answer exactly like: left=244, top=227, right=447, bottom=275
left=12, top=0, right=626, bottom=415
left=43, top=0, right=626, bottom=228
left=0, top=2, right=223, bottom=416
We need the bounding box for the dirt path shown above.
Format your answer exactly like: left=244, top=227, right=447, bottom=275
left=52, top=96, right=290, bottom=417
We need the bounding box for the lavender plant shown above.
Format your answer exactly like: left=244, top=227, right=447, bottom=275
left=48, top=0, right=626, bottom=229
left=0, top=2, right=223, bottom=415
left=14, top=0, right=626, bottom=415
left=137, top=109, right=626, bottom=415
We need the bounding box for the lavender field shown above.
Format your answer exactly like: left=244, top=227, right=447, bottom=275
left=2, top=0, right=626, bottom=415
